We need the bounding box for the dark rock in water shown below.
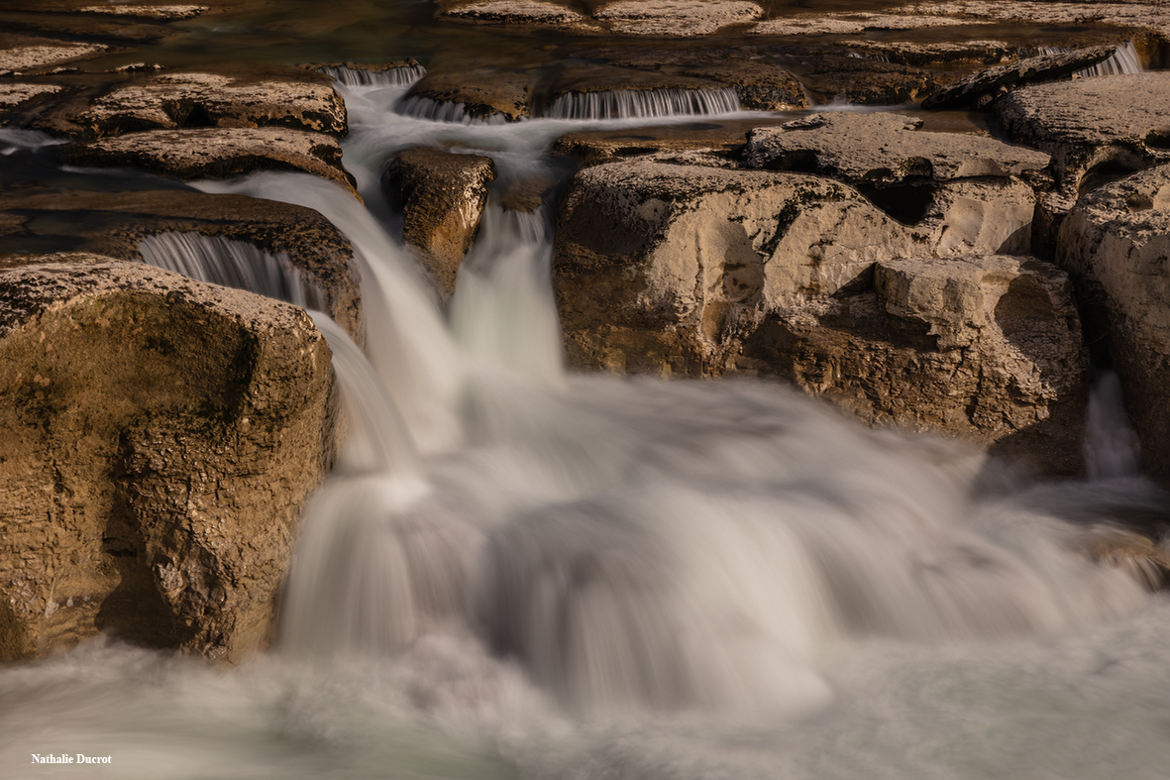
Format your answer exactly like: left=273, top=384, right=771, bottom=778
left=922, top=46, right=1116, bottom=110
left=1058, top=164, right=1170, bottom=484
left=383, top=147, right=496, bottom=297
left=64, top=127, right=358, bottom=196
left=996, top=72, right=1170, bottom=209
left=554, top=161, right=1087, bottom=474
left=0, top=258, right=334, bottom=662
left=0, top=188, right=363, bottom=340
left=401, top=69, right=533, bottom=122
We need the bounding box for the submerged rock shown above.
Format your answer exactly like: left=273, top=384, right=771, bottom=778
left=65, top=127, right=357, bottom=196
left=1058, top=165, right=1170, bottom=483
left=555, top=162, right=1087, bottom=472
left=0, top=258, right=333, bottom=662
left=383, top=147, right=496, bottom=297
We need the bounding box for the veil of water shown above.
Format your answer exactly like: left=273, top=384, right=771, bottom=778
left=2, top=72, right=1169, bottom=780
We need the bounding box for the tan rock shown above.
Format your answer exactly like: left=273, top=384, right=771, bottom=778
left=0, top=83, right=62, bottom=110
left=0, top=40, right=106, bottom=76
left=76, top=4, right=207, bottom=18
left=383, top=147, right=496, bottom=297
left=595, top=0, right=763, bottom=36
left=50, top=71, right=346, bottom=138
left=65, top=127, right=357, bottom=196
left=922, top=46, right=1117, bottom=110
left=751, top=12, right=979, bottom=36
left=439, top=0, right=593, bottom=27
left=402, top=70, right=533, bottom=122
left=1058, top=165, right=1170, bottom=482
left=555, top=162, right=1088, bottom=472
left=0, top=258, right=333, bottom=661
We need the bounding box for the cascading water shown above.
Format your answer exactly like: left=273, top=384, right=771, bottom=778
left=1085, top=370, right=1143, bottom=480
left=4, top=60, right=1170, bottom=780
left=395, top=96, right=509, bottom=125
left=317, top=63, right=427, bottom=88
left=1076, top=41, right=1143, bottom=78
left=543, top=87, right=742, bottom=120
left=138, top=232, right=326, bottom=311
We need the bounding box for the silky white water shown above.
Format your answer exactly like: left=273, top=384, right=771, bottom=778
left=3, top=74, right=1170, bottom=780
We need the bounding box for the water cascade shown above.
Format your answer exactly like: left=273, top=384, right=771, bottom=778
left=138, top=231, right=326, bottom=310
left=1084, top=371, right=1143, bottom=480
left=543, top=87, right=741, bottom=120
left=318, top=63, right=427, bottom=88
left=1076, top=41, right=1143, bottom=78
left=395, top=96, right=509, bottom=125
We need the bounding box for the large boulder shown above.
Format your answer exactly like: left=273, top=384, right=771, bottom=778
left=383, top=147, right=496, bottom=297
left=744, top=112, right=1051, bottom=256
left=1058, top=165, right=1170, bottom=482
left=995, top=72, right=1170, bottom=207
left=555, top=162, right=1087, bottom=472
left=0, top=258, right=334, bottom=662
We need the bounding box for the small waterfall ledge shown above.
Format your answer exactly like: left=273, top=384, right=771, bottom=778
left=542, top=86, right=742, bottom=120
left=319, top=63, right=428, bottom=88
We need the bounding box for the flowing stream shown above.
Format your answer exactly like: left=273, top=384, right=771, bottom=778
left=1, top=75, right=1169, bottom=780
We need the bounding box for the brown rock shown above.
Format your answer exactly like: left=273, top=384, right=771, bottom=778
left=0, top=258, right=333, bottom=662
left=64, top=127, right=358, bottom=196
left=1057, top=165, right=1170, bottom=483
left=402, top=69, right=533, bottom=122
left=922, top=46, right=1117, bottom=110
left=383, top=147, right=496, bottom=297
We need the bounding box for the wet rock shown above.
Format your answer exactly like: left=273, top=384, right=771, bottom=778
left=0, top=37, right=106, bottom=76
left=402, top=69, right=532, bottom=122
left=922, top=46, right=1116, bottom=110
left=439, top=0, right=594, bottom=28
left=908, top=1, right=1170, bottom=32
left=0, top=188, right=363, bottom=340
left=44, top=71, right=347, bottom=138
left=555, top=162, right=1087, bottom=472
left=383, top=147, right=496, bottom=297
left=751, top=11, right=977, bottom=36
left=594, top=0, right=763, bottom=37
left=0, top=83, right=62, bottom=111
left=0, top=258, right=333, bottom=662
left=65, top=127, right=357, bottom=196
left=75, top=4, right=208, bottom=19
left=1058, top=165, right=1170, bottom=482
left=745, top=112, right=1050, bottom=255
left=553, top=118, right=782, bottom=166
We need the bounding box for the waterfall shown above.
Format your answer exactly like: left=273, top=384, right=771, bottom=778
left=542, top=87, right=741, bottom=120
left=1084, top=371, right=1142, bottom=480
left=137, top=231, right=326, bottom=310
left=318, top=63, right=427, bottom=88
left=1075, top=41, right=1142, bottom=78
left=395, top=96, right=509, bottom=125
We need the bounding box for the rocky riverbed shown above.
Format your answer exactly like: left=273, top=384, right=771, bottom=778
left=1, top=7, right=1169, bottom=775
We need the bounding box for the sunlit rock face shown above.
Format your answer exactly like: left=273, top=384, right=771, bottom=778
left=0, top=258, right=334, bottom=662
left=1059, top=165, right=1170, bottom=484
left=554, top=161, right=1088, bottom=473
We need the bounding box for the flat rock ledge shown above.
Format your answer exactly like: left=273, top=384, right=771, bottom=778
left=554, top=161, right=1088, bottom=474
left=1058, top=165, right=1170, bottom=483
left=65, top=128, right=358, bottom=197
left=0, top=258, right=334, bottom=662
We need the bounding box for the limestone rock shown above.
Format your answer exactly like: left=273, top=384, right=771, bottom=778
left=383, top=147, right=496, bottom=297
left=0, top=83, right=62, bottom=111
left=1057, top=165, right=1170, bottom=482
left=0, top=188, right=363, bottom=340
left=594, top=0, right=763, bottom=37
left=46, top=71, right=346, bottom=138
left=751, top=11, right=977, bottom=36
left=555, top=162, right=1088, bottom=472
left=65, top=128, right=357, bottom=196
left=0, top=258, right=334, bottom=662
left=996, top=72, right=1170, bottom=204
left=439, top=0, right=593, bottom=28
left=0, top=38, right=106, bottom=76
left=922, top=46, right=1116, bottom=110
left=402, top=70, right=532, bottom=122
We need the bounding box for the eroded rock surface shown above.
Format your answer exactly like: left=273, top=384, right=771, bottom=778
left=1058, top=165, right=1170, bottom=482
left=0, top=258, right=333, bottom=662
left=555, top=162, right=1087, bottom=472
left=402, top=69, right=533, bottom=122
left=922, top=46, right=1117, bottom=110
left=66, top=128, right=356, bottom=195
left=384, top=147, right=496, bottom=297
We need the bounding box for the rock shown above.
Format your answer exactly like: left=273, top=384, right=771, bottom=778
left=65, top=128, right=357, bottom=196
left=0, top=188, right=363, bottom=340
left=0, top=258, right=333, bottom=662
left=553, top=118, right=783, bottom=166
left=0, top=83, right=62, bottom=111
left=0, top=38, right=106, bottom=76
left=1057, top=165, right=1170, bottom=482
left=402, top=69, right=532, bottom=122
left=922, top=46, right=1117, bottom=109
left=744, top=112, right=1050, bottom=255
left=751, top=11, right=978, bottom=36
left=841, top=39, right=1017, bottom=67
left=44, top=71, right=346, bottom=138
left=75, top=4, right=208, bottom=19
left=383, top=147, right=496, bottom=297
left=996, top=72, right=1170, bottom=204
left=439, top=0, right=593, bottom=28
left=594, top=0, right=763, bottom=37
left=905, top=1, right=1170, bottom=32
left=555, top=162, right=1087, bottom=472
